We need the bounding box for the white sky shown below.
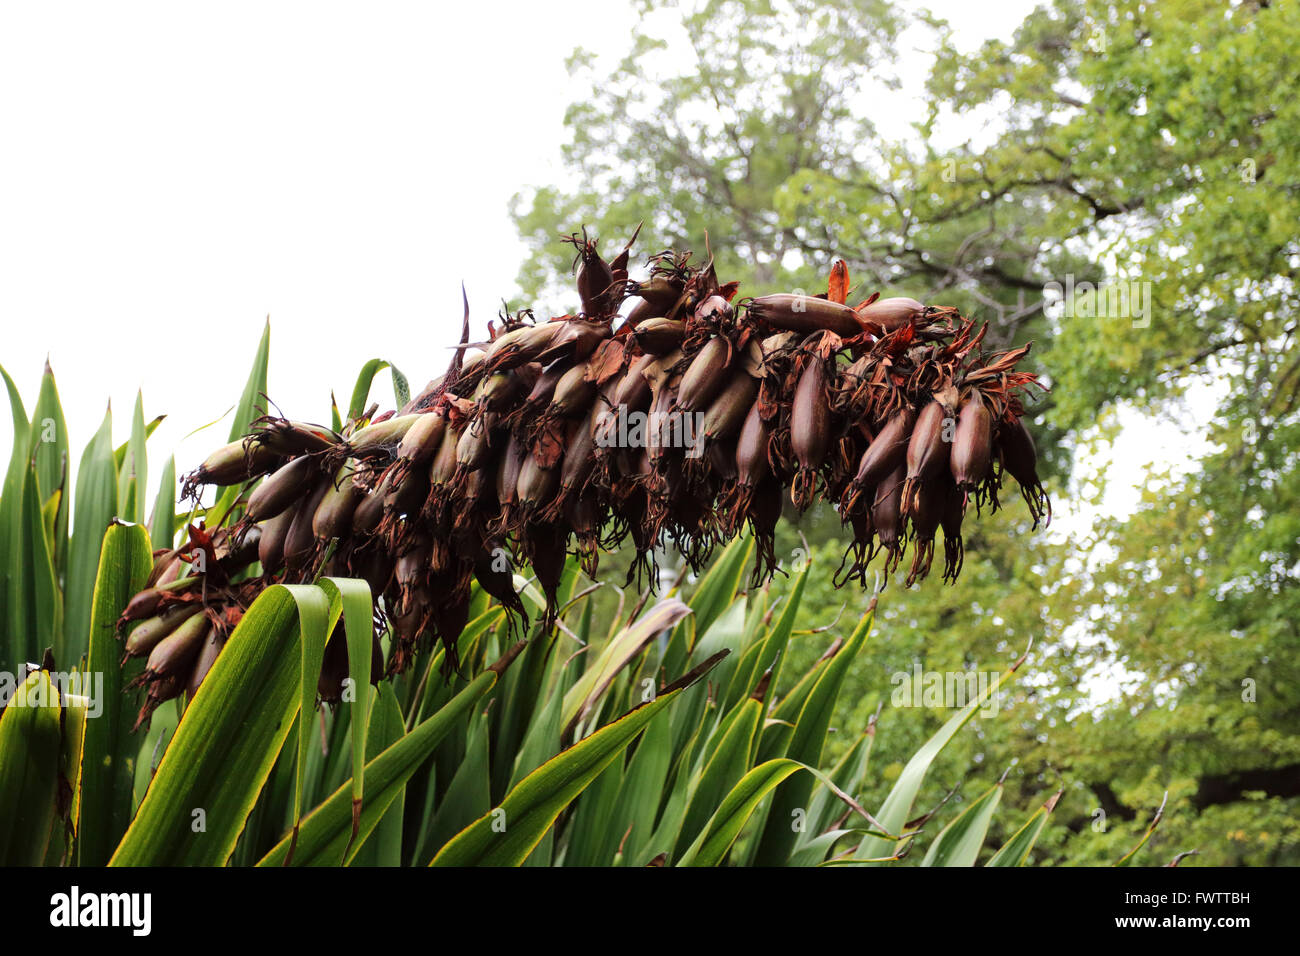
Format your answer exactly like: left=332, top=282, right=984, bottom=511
left=4, top=0, right=1195, bottom=536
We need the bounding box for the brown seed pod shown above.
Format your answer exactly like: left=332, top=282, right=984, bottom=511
left=676, top=336, right=733, bottom=413
left=902, top=397, right=954, bottom=515
left=351, top=478, right=388, bottom=536
left=317, top=624, right=351, bottom=703
left=249, top=419, right=337, bottom=457
left=258, top=505, right=295, bottom=574
left=856, top=296, right=924, bottom=332
left=613, top=354, right=654, bottom=410
left=871, top=463, right=907, bottom=573
left=382, top=409, right=447, bottom=491
left=998, top=414, right=1050, bottom=528
left=283, top=478, right=331, bottom=572
left=905, top=473, right=954, bottom=587
left=548, top=361, right=597, bottom=418
left=313, top=459, right=365, bottom=542
left=537, top=317, right=612, bottom=364
left=517, top=452, right=560, bottom=511
left=495, top=433, right=527, bottom=508
left=483, top=322, right=561, bottom=371
left=626, top=275, right=685, bottom=314
left=473, top=546, right=528, bottom=631
left=245, top=455, right=320, bottom=523
left=951, top=389, right=993, bottom=495
left=186, top=629, right=225, bottom=698
left=569, top=230, right=617, bottom=317
left=633, top=317, right=689, bottom=356
left=479, top=363, right=540, bottom=413
left=940, top=480, right=965, bottom=583
left=695, top=293, right=734, bottom=325
left=790, top=355, right=831, bottom=511
left=455, top=414, right=494, bottom=474
left=133, top=674, right=185, bottom=731
left=700, top=368, right=759, bottom=447
left=844, top=405, right=917, bottom=513
left=748, top=293, right=866, bottom=338
left=117, top=587, right=166, bottom=632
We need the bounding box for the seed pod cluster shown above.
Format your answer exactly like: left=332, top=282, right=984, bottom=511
left=123, top=238, right=1048, bottom=720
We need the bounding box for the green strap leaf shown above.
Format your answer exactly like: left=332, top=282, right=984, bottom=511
left=62, top=405, right=118, bottom=669
left=679, top=758, right=804, bottom=867
left=116, top=391, right=148, bottom=525
left=432, top=653, right=726, bottom=867
left=986, top=789, right=1062, bottom=867
left=852, top=649, right=1028, bottom=863
left=0, top=365, right=32, bottom=672
left=1114, top=792, right=1169, bottom=867
left=256, top=646, right=519, bottom=867
left=674, top=696, right=762, bottom=859
left=347, top=359, right=410, bottom=422
left=149, top=455, right=176, bottom=552
left=76, top=521, right=152, bottom=865
left=347, top=684, right=406, bottom=866
left=29, top=361, right=69, bottom=582
left=920, top=781, right=1004, bottom=867
left=0, top=669, right=63, bottom=864
left=750, top=607, right=875, bottom=866
left=109, top=583, right=331, bottom=866
left=318, top=577, right=374, bottom=847
left=229, top=320, right=271, bottom=443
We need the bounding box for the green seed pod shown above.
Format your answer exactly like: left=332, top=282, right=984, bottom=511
left=191, top=440, right=280, bottom=487
left=125, top=602, right=203, bottom=658
left=347, top=414, right=422, bottom=457
left=145, top=611, right=211, bottom=680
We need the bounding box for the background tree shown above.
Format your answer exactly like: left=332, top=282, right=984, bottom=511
left=512, top=0, right=1300, bottom=864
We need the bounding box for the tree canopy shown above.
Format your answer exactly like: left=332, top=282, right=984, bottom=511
left=512, top=0, right=1300, bottom=864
